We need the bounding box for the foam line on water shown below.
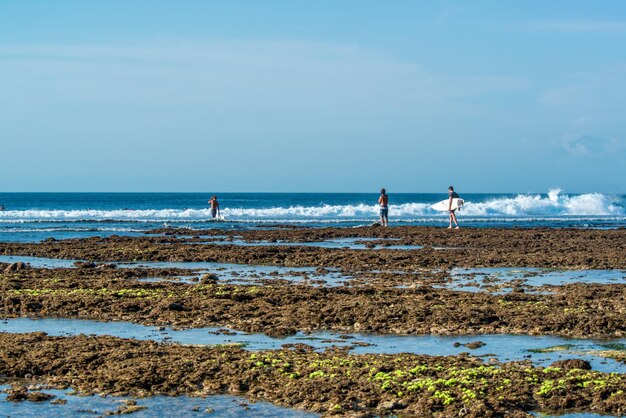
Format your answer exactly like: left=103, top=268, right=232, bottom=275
left=0, top=190, right=623, bottom=222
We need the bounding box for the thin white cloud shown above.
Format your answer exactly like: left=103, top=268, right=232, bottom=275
left=562, top=134, right=623, bottom=157
left=539, top=65, right=626, bottom=117
left=541, top=85, right=586, bottom=107
left=0, top=39, right=527, bottom=117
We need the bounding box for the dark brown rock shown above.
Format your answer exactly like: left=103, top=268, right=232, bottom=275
left=464, top=341, right=486, bottom=349
left=549, top=359, right=592, bottom=370
left=74, top=261, right=96, bottom=269
left=4, top=262, right=29, bottom=273
left=200, top=274, right=218, bottom=284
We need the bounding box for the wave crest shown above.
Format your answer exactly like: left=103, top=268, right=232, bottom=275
left=460, top=190, right=623, bottom=217
left=0, top=191, right=622, bottom=222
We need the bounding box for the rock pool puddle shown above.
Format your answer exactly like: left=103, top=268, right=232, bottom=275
left=444, top=267, right=626, bottom=293
left=531, top=413, right=615, bottom=418
left=0, top=255, right=350, bottom=286
left=187, top=237, right=424, bottom=250
left=3, top=256, right=626, bottom=290
left=126, top=262, right=347, bottom=286
left=0, top=388, right=615, bottom=418
left=1, top=318, right=625, bottom=374
left=0, top=255, right=82, bottom=269
left=0, top=385, right=316, bottom=417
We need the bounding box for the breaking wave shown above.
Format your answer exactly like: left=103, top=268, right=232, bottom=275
left=0, top=190, right=623, bottom=222
left=456, top=189, right=623, bottom=217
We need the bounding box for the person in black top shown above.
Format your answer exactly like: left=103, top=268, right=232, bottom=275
left=448, top=186, right=460, bottom=229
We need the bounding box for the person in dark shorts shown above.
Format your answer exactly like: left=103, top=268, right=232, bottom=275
left=378, top=188, right=389, bottom=227
left=448, top=186, right=460, bottom=229
left=208, top=195, right=220, bottom=219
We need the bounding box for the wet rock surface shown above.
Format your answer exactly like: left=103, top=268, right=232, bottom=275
left=464, top=341, right=486, bottom=350
left=3, top=262, right=29, bottom=273
left=74, top=261, right=97, bottom=269
left=200, top=273, right=219, bottom=284
left=0, top=333, right=624, bottom=417
left=0, top=267, right=625, bottom=338
left=1, top=226, right=626, bottom=269
left=3, top=385, right=54, bottom=402
left=549, top=359, right=592, bottom=371
left=1, top=226, right=625, bottom=416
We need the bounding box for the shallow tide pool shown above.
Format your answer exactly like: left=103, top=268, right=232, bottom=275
left=195, top=237, right=424, bottom=250
left=0, top=255, right=350, bottom=286
left=1, top=318, right=625, bottom=374
left=0, top=385, right=316, bottom=417
left=446, top=267, right=626, bottom=292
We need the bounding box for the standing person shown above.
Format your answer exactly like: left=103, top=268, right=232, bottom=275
left=208, top=195, right=220, bottom=219
left=448, top=186, right=460, bottom=229
left=378, top=188, right=389, bottom=227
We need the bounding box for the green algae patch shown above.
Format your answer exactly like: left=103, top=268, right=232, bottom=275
left=527, top=344, right=577, bottom=353
left=8, top=288, right=165, bottom=299
left=2, top=333, right=625, bottom=416
left=586, top=350, right=626, bottom=363
left=600, top=343, right=626, bottom=351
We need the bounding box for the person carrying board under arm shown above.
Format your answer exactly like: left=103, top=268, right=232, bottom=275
left=448, top=186, right=460, bottom=229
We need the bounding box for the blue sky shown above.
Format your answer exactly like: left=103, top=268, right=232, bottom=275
left=0, top=0, right=625, bottom=192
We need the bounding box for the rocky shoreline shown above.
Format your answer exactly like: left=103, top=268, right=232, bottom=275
left=1, top=226, right=625, bottom=269
left=1, top=226, right=625, bottom=416
left=1, top=333, right=625, bottom=417
left=1, top=266, right=625, bottom=338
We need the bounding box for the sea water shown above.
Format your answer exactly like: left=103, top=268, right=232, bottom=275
left=0, top=386, right=317, bottom=418
left=0, top=191, right=624, bottom=242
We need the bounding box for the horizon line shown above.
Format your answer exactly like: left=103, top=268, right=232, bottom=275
left=0, top=190, right=622, bottom=195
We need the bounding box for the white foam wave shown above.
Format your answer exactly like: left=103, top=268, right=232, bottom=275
left=0, top=227, right=143, bottom=233
left=0, top=208, right=217, bottom=222
left=223, top=203, right=399, bottom=218
left=0, top=191, right=622, bottom=222
left=460, top=190, right=623, bottom=217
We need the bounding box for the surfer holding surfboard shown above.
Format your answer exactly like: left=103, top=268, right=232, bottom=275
left=447, top=186, right=460, bottom=229
left=429, top=187, right=464, bottom=228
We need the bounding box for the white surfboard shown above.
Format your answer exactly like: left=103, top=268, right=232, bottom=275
left=431, top=198, right=464, bottom=212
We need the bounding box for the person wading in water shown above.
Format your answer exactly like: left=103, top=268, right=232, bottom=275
left=208, top=195, right=220, bottom=219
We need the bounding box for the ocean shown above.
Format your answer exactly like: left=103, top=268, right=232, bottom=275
left=0, top=189, right=624, bottom=243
